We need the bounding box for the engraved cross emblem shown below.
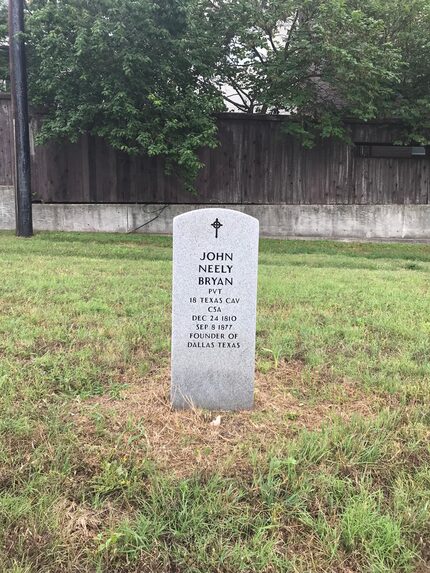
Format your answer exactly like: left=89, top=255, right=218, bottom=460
left=211, top=218, right=223, bottom=239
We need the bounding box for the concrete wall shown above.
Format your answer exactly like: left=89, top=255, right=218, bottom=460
left=0, top=187, right=15, bottom=230
left=1, top=188, right=429, bottom=240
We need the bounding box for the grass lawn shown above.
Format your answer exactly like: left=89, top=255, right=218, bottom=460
left=0, top=231, right=429, bottom=573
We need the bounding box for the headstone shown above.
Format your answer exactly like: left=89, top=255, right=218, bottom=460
left=171, top=208, right=259, bottom=410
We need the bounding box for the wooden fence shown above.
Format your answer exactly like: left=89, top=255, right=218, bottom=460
left=1, top=94, right=429, bottom=204
left=0, top=95, right=14, bottom=187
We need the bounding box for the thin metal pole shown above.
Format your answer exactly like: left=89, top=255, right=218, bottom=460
left=9, top=0, right=33, bottom=237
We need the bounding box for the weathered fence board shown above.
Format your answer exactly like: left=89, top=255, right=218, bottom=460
left=0, top=95, right=14, bottom=186
left=1, top=95, right=429, bottom=204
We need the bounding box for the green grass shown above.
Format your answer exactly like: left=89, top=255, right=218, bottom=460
left=0, top=231, right=429, bottom=572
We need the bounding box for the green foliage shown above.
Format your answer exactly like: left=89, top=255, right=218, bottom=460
left=375, top=0, right=430, bottom=145
left=2, top=0, right=430, bottom=180
left=200, top=0, right=430, bottom=145
left=0, top=0, right=8, bottom=91
left=25, top=0, right=225, bottom=187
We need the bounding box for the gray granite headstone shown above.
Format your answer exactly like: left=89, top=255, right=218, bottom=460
left=171, top=208, right=259, bottom=410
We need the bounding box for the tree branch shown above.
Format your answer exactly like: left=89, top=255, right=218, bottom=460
left=284, top=10, right=299, bottom=58
left=252, top=46, right=266, bottom=64
left=267, top=31, right=278, bottom=54
left=222, top=94, right=252, bottom=112
left=225, top=74, right=253, bottom=105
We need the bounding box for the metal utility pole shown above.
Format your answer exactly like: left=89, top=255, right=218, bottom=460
left=8, top=0, right=33, bottom=237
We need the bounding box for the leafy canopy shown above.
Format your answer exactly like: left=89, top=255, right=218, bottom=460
left=26, top=0, right=226, bottom=186
left=0, top=0, right=8, bottom=92
left=1, top=0, right=430, bottom=181
left=203, top=0, right=430, bottom=145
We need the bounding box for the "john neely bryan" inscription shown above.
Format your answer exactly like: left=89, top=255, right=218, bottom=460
left=198, top=251, right=233, bottom=286
left=171, top=208, right=259, bottom=410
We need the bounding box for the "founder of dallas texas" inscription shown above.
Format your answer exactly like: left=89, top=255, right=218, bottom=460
left=171, top=208, right=259, bottom=410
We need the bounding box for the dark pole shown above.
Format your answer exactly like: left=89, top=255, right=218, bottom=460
left=8, top=0, right=33, bottom=237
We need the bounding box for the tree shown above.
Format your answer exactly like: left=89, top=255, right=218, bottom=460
left=372, top=0, right=430, bottom=144
left=26, top=0, right=226, bottom=186
left=0, top=0, right=9, bottom=92
left=201, top=0, right=430, bottom=145
left=12, top=0, right=430, bottom=185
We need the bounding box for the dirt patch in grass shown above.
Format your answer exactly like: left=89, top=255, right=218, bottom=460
left=71, top=361, right=385, bottom=478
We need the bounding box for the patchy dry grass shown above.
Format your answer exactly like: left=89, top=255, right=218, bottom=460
left=71, top=362, right=381, bottom=477
left=0, top=231, right=429, bottom=572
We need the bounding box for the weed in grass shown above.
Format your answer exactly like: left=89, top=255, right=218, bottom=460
left=262, top=346, right=283, bottom=369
